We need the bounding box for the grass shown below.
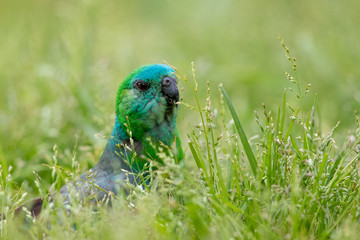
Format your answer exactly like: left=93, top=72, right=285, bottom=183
left=1, top=0, right=359, bottom=192
left=1, top=38, right=360, bottom=239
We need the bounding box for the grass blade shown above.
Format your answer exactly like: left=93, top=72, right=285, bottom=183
left=188, top=137, right=209, bottom=179
left=220, top=86, right=257, bottom=176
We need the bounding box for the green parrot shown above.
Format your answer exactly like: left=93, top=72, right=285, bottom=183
left=16, top=64, right=184, bottom=217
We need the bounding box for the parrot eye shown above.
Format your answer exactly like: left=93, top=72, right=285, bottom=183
left=134, top=80, right=150, bottom=91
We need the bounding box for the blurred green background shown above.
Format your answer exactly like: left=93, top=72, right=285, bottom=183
left=0, top=0, right=359, bottom=192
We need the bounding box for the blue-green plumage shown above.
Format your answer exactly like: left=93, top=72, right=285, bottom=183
left=60, top=64, right=183, bottom=202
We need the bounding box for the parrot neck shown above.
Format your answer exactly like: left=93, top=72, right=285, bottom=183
left=96, top=111, right=179, bottom=175
left=96, top=117, right=147, bottom=174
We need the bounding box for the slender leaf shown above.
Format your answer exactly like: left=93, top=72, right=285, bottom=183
left=220, top=86, right=257, bottom=176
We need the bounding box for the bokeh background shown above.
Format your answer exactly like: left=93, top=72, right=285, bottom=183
left=1, top=0, right=359, bottom=192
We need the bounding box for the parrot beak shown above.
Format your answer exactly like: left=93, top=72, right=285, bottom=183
left=161, top=76, right=179, bottom=106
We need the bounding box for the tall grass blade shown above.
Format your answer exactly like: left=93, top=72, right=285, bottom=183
left=326, top=149, right=345, bottom=185
left=188, top=141, right=208, bottom=179
left=220, top=86, right=257, bottom=176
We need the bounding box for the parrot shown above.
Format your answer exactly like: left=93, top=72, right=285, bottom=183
left=12, top=64, right=184, bottom=218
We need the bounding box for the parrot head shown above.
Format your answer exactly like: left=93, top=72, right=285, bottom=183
left=115, top=64, right=180, bottom=146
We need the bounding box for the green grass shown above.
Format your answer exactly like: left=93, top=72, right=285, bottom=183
left=1, top=0, right=359, bottom=191
left=1, top=0, right=360, bottom=239
left=1, top=38, right=360, bottom=239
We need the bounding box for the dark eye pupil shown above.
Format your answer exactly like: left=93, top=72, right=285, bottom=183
left=135, top=80, right=149, bottom=91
